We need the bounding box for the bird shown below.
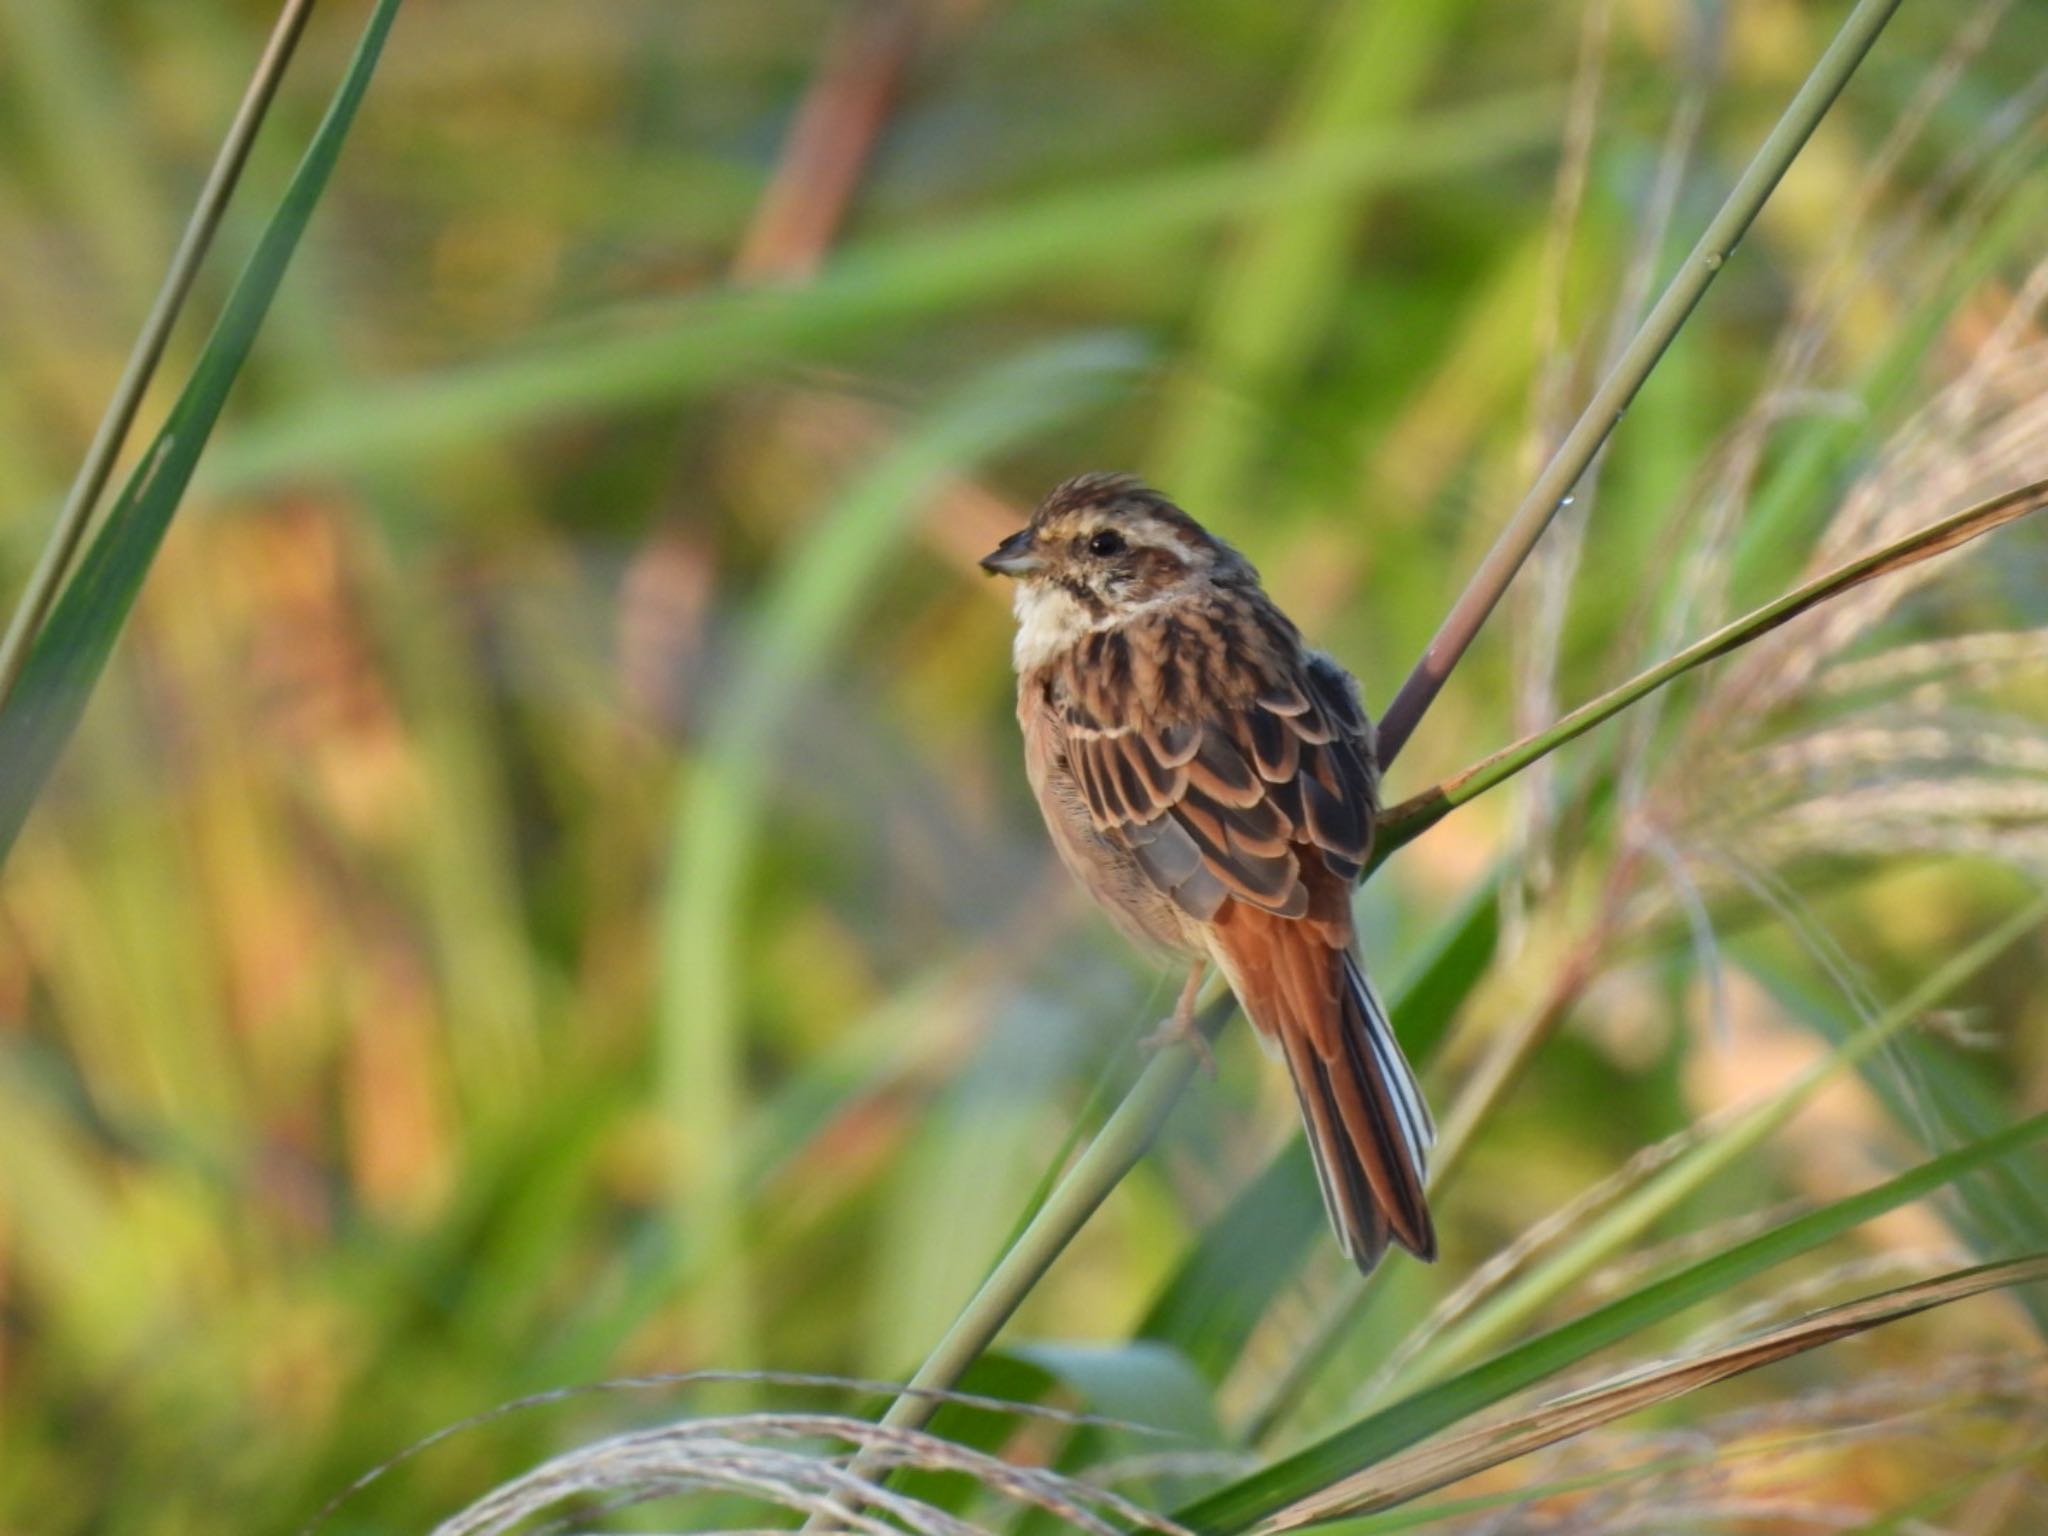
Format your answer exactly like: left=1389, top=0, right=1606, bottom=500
left=980, top=471, right=1435, bottom=1272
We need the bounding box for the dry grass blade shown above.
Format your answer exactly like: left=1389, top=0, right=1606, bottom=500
left=1315, top=1357, right=2048, bottom=1536
left=1260, top=1254, right=2048, bottom=1530
left=1376, top=476, right=2048, bottom=856
left=305, top=1368, right=1178, bottom=1535
left=428, top=1411, right=1192, bottom=1536
left=1815, top=628, right=2048, bottom=695
left=1350, top=1109, right=1742, bottom=1408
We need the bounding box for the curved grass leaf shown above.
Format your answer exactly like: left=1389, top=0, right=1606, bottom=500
left=659, top=335, right=1147, bottom=1365
left=849, top=992, right=1235, bottom=1488
left=1374, top=891, right=2048, bottom=1399
left=0, top=0, right=316, bottom=713
left=197, top=91, right=1553, bottom=491
left=1275, top=1253, right=2048, bottom=1527
left=1751, top=946, right=2048, bottom=1337
left=1009, top=1341, right=1226, bottom=1449
left=0, top=0, right=405, bottom=866
left=1172, top=1108, right=2048, bottom=1534
left=1004, top=1340, right=1236, bottom=1536
left=1266, top=1437, right=1827, bottom=1536
left=892, top=1346, right=1207, bottom=1527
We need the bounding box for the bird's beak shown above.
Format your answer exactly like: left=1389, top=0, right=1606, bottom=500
left=979, top=527, right=1043, bottom=577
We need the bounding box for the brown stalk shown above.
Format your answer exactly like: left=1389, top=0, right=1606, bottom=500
left=1376, top=477, right=2048, bottom=858
left=732, top=0, right=927, bottom=282
left=1374, top=0, right=1908, bottom=769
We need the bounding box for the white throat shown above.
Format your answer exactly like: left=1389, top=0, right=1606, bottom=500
left=1011, top=582, right=1107, bottom=672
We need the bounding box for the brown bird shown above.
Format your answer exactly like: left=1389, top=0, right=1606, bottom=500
left=981, top=472, right=1435, bottom=1271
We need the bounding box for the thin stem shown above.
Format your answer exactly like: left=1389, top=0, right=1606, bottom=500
left=814, top=999, right=1228, bottom=1512
left=1376, top=476, right=2048, bottom=858
left=1374, top=0, right=1907, bottom=769
left=0, top=0, right=318, bottom=715
left=879, top=1038, right=1204, bottom=1428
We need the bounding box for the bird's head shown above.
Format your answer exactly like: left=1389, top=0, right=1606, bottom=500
left=980, top=475, right=1250, bottom=656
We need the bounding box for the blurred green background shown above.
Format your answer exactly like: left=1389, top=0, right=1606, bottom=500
left=4, top=0, right=2048, bottom=1531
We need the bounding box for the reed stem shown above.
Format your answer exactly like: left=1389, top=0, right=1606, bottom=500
left=1374, top=0, right=1907, bottom=769
left=0, top=0, right=318, bottom=716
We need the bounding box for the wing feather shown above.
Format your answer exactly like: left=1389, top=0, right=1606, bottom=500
left=1051, top=602, right=1378, bottom=929
left=1244, top=704, right=1300, bottom=783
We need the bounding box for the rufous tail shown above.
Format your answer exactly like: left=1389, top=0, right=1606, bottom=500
left=1274, top=949, right=1437, bottom=1271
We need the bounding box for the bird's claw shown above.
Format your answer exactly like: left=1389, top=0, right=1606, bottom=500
left=1141, top=1013, right=1217, bottom=1078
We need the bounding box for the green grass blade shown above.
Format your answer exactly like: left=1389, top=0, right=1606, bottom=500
left=1010, top=1340, right=1226, bottom=1448
left=1374, top=0, right=1907, bottom=766
left=659, top=335, right=1146, bottom=1366
left=197, top=91, right=1554, bottom=491
left=1173, top=1109, right=2048, bottom=1534
left=0, top=0, right=405, bottom=866
left=0, top=0, right=316, bottom=717
left=1003, top=1340, right=1233, bottom=1536
left=1376, top=892, right=2048, bottom=1396
left=1284, top=1443, right=1797, bottom=1536
left=845, top=995, right=1232, bottom=1482
left=1290, top=1422, right=2048, bottom=1536
left=1289, top=1254, right=2048, bottom=1526
left=1151, top=0, right=1470, bottom=515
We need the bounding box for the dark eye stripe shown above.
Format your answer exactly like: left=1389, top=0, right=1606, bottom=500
left=1056, top=574, right=1109, bottom=616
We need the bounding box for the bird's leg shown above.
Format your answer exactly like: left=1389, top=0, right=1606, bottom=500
left=1141, top=960, right=1215, bottom=1077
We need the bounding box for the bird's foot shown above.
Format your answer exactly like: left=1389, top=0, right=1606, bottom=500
left=1140, top=1010, right=1216, bottom=1078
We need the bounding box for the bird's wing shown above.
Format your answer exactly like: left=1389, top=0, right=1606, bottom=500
left=1051, top=619, right=1431, bottom=1270
left=1056, top=628, right=1377, bottom=928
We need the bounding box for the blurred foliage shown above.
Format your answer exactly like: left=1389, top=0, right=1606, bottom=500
left=2, top=1, right=2048, bottom=1532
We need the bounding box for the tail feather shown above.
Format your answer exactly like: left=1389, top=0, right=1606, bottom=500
left=1278, top=953, right=1436, bottom=1271
left=1210, top=899, right=1438, bottom=1272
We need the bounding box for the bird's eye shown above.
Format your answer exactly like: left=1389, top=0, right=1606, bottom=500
left=1087, top=529, right=1126, bottom=557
